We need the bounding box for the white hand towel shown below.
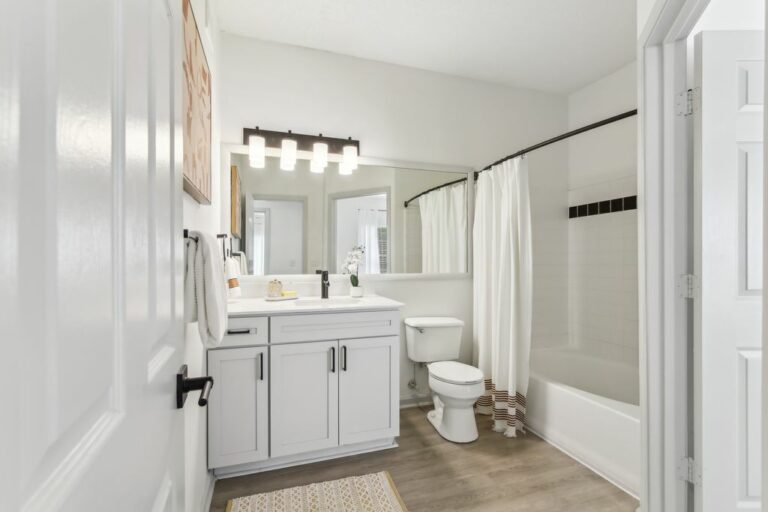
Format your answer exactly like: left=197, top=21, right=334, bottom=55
left=186, top=231, right=227, bottom=347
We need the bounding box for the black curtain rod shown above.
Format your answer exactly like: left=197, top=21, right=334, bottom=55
left=402, top=109, right=637, bottom=208
left=478, top=109, right=637, bottom=172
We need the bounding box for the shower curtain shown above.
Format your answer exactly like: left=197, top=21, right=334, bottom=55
left=473, top=157, right=532, bottom=438
left=418, top=181, right=467, bottom=273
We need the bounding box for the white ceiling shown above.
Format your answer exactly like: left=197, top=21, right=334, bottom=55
left=216, top=0, right=636, bottom=94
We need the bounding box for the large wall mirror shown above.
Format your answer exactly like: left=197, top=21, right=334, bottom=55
left=226, top=148, right=472, bottom=276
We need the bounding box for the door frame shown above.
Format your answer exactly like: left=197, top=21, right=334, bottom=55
left=327, top=187, right=392, bottom=274
left=639, top=1, right=767, bottom=510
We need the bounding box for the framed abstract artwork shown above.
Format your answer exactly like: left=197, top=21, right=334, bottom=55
left=231, top=165, right=242, bottom=239
left=182, top=0, right=212, bottom=204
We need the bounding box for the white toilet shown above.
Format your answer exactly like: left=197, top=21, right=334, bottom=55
left=404, top=317, right=484, bottom=443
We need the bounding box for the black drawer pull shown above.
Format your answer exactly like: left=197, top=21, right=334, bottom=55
left=330, top=346, right=336, bottom=373
left=342, top=345, right=347, bottom=371
left=227, top=328, right=255, bottom=335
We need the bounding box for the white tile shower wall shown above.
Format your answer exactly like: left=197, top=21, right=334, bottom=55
left=567, top=62, right=639, bottom=364
left=568, top=193, right=639, bottom=364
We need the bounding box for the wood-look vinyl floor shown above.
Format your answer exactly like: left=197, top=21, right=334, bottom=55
left=210, top=407, right=638, bottom=512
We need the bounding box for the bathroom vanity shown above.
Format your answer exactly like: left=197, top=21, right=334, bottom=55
left=207, top=296, right=403, bottom=477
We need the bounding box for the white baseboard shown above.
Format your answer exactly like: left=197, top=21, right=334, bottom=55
left=201, top=472, right=215, bottom=512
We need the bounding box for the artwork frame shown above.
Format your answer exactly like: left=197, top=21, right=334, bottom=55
left=231, top=165, right=242, bottom=239
left=182, top=0, right=212, bottom=204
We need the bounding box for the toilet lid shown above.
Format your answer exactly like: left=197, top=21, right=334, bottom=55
left=428, top=361, right=484, bottom=385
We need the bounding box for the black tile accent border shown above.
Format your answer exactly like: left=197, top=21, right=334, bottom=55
left=569, top=195, right=637, bottom=219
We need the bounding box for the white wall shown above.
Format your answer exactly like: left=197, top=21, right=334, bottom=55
left=219, top=34, right=566, bottom=169
left=567, top=63, right=639, bottom=365
left=217, top=34, right=569, bottom=399
left=180, top=1, right=218, bottom=510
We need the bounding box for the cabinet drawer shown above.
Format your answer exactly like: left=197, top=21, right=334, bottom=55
left=219, top=316, right=268, bottom=348
left=270, top=310, right=400, bottom=344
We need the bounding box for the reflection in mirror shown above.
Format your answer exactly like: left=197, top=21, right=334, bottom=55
left=231, top=153, right=468, bottom=275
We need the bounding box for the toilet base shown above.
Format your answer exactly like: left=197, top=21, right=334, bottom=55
left=427, top=405, right=479, bottom=444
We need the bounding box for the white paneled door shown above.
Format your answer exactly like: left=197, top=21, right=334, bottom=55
left=2, top=0, right=185, bottom=510
left=694, top=30, right=764, bottom=512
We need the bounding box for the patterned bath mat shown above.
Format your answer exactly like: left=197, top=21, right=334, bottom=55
left=226, top=471, right=408, bottom=512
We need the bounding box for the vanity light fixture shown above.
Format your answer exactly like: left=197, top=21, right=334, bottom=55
left=342, top=139, right=358, bottom=170
left=280, top=136, right=297, bottom=171
left=312, top=140, right=328, bottom=168
left=248, top=130, right=266, bottom=168
left=242, top=127, right=360, bottom=172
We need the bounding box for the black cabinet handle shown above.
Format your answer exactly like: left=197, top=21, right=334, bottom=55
left=259, top=352, right=264, bottom=381
left=330, top=346, right=336, bottom=373
left=342, top=345, right=347, bottom=371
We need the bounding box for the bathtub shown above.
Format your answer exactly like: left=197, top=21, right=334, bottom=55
left=527, top=347, right=641, bottom=497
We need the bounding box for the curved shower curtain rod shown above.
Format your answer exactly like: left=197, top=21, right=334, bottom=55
left=403, top=109, right=638, bottom=208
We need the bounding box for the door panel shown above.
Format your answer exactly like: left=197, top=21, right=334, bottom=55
left=694, top=30, right=764, bottom=512
left=339, top=337, right=399, bottom=445
left=4, top=0, right=185, bottom=510
left=270, top=341, right=339, bottom=457
left=208, top=347, right=269, bottom=468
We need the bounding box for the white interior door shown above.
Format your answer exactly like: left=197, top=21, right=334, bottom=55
left=694, top=30, right=764, bottom=512
left=2, top=0, right=185, bottom=510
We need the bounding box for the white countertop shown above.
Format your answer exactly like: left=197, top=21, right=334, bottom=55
left=227, top=295, right=405, bottom=317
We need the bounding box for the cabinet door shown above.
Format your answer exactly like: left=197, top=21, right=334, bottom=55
left=339, top=336, right=400, bottom=445
left=207, top=346, right=269, bottom=469
left=270, top=341, right=339, bottom=457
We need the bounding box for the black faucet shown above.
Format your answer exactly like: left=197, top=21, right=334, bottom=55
left=315, top=269, right=330, bottom=298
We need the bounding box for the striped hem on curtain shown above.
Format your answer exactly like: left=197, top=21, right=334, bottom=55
left=476, top=379, right=527, bottom=437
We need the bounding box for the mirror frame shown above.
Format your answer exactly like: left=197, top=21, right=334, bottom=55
left=221, top=143, right=475, bottom=281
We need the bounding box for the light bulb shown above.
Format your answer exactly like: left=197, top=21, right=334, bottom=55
left=312, top=142, right=328, bottom=167
left=342, top=144, right=358, bottom=170
left=280, top=138, right=297, bottom=171
left=248, top=134, right=265, bottom=168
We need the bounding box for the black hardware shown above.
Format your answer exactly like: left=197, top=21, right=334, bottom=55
left=242, top=127, right=360, bottom=157
left=183, top=229, right=199, bottom=242
left=217, top=233, right=227, bottom=262
left=342, top=345, right=348, bottom=371
left=569, top=195, right=637, bottom=219
left=402, top=109, right=638, bottom=208
left=330, top=346, right=336, bottom=373
left=259, top=353, right=264, bottom=381
left=176, top=365, right=214, bottom=409
left=316, top=269, right=330, bottom=299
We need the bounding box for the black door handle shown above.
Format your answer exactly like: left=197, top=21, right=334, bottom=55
left=176, top=365, right=214, bottom=408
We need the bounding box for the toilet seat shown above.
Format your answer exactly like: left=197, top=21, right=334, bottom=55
left=428, top=361, right=484, bottom=385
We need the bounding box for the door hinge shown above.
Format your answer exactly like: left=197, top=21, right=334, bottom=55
left=678, top=274, right=698, bottom=299
left=676, top=89, right=697, bottom=116
left=678, top=457, right=701, bottom=485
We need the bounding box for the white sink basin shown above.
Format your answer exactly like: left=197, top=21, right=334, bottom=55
left=292, top=297, right=361, bottom=307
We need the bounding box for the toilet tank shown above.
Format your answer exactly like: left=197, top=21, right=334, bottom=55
left=404, top=317, right=464, bottom=363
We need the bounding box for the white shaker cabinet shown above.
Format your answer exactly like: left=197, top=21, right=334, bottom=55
left=207, top=305, right=402, bottom=477
left=339, top=337, right=400, bottom=445
left=270, top=340, right=340, bottom=457
left=207, top=346, right=269, bottom=468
